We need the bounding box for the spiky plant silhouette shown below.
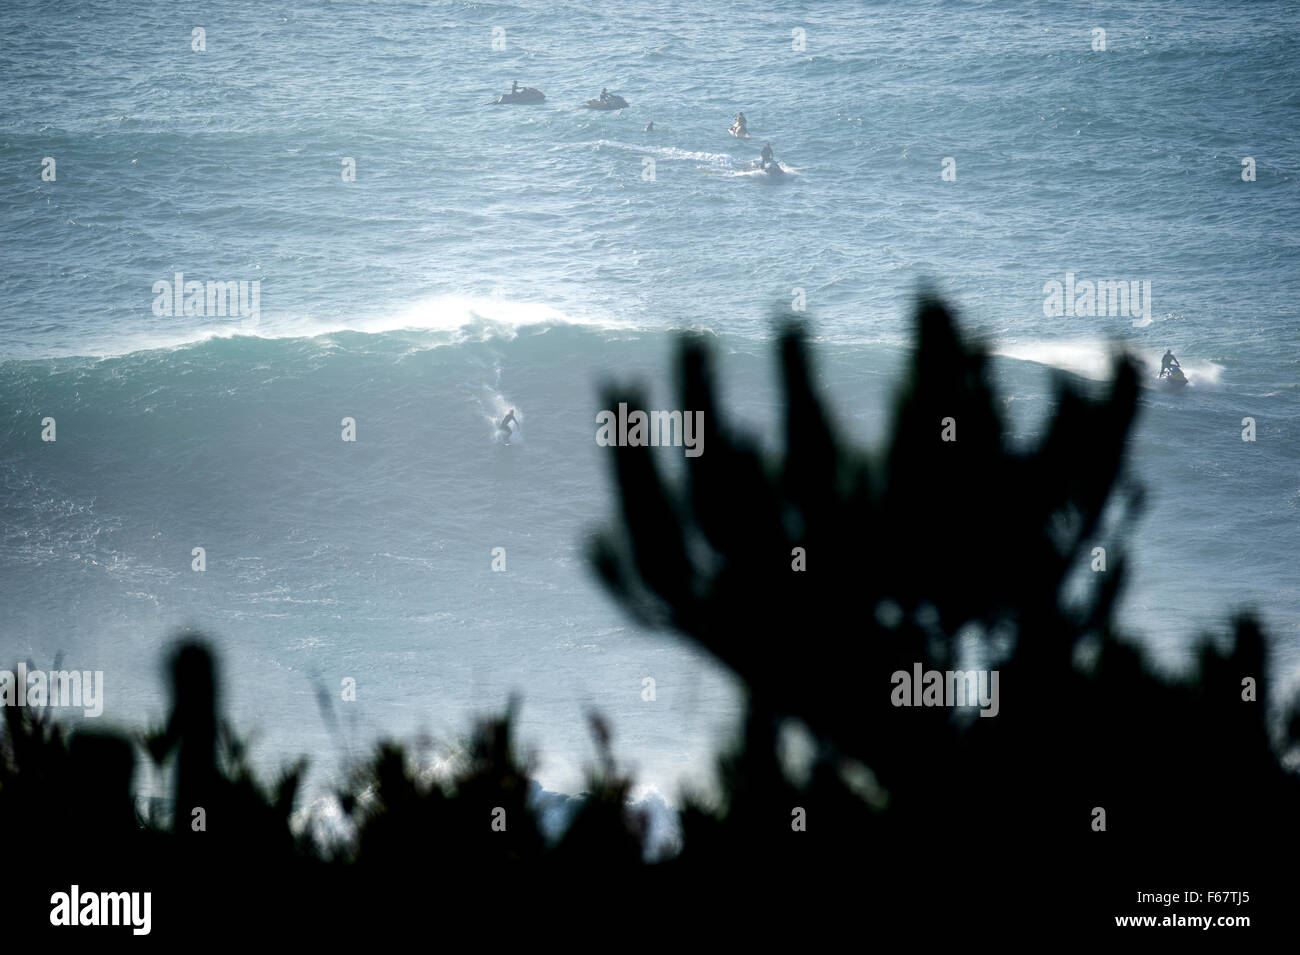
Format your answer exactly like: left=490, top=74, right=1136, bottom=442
left=591, top=299, right=1298, bottom=915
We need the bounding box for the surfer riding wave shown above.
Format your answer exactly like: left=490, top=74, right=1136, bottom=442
left=499, top=409, right=518, bottom=443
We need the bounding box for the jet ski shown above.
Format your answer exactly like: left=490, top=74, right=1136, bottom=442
left=1157, top=365, right=1188, bottom=387
left=584, top=94, right=629, bottom=109
left=494, top=87, right=546, bottom=105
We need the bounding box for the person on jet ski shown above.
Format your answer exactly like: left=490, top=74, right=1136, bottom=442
left=1160, top=349, right=1181, bottom=375
left=732, top=112, right=748, bottom=135
left=760, top=143, right=776, bottom=170
left=511, top=80, right=520, bottom=94
left=600, top=87, right=610, bottom=103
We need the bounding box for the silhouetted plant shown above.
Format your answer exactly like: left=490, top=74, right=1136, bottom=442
left=591, top=299, right=1299, bottom=915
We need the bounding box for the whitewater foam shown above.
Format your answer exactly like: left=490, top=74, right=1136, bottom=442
left=992, top=338, right=1127, bottom=381
left=11, top=295, right=634, bottom=363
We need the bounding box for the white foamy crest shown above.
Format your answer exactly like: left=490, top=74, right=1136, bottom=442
left=61, top=295, right=633, bottom=360
left=373, top=294, right=626, bottom=339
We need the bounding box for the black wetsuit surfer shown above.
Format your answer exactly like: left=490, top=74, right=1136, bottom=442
left=499, top=409, right=518, bottom=442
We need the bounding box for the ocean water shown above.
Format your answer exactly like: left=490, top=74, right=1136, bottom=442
left=2, top=0, right=1298, bottom=811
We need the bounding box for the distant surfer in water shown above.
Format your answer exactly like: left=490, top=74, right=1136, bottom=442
left=499, top=409, right=518, bottom=442
left=644, top=121, right=654, bottom=131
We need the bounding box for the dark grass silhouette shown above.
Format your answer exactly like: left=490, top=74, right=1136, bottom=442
left=3, top=298, right=1295, bottom=936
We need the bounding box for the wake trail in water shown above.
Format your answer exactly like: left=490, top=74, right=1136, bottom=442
left=993, top=339, right=1224, bottom=388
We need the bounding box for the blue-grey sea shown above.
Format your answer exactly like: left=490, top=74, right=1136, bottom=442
left=2, top=0, right=1297, bottom=819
